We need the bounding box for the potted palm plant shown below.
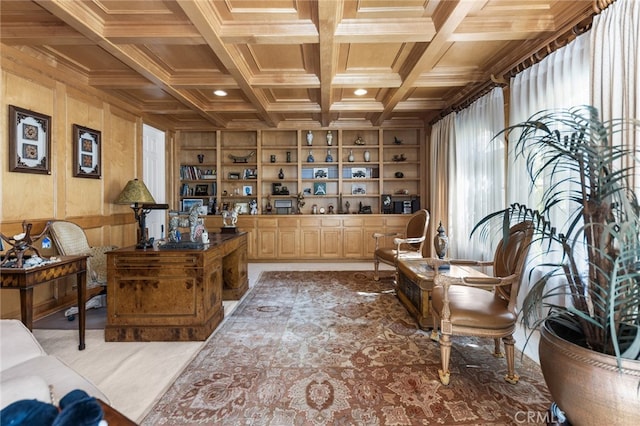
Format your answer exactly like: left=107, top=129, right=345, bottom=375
left=473, top=106, right=640, bottom=425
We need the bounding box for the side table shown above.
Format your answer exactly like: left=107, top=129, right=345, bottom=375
left=1, top=255, right=88, bottom=350
left=396, top=259, right=487, bottom=330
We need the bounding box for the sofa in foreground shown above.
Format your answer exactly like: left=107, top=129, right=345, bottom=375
left=0, top=319, right=109, bottom=409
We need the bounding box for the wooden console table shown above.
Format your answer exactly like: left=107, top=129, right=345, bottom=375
left=1, top=255, right=88, bottom=350
left=397, top=259, right=488, bottom=330
left=105, top=232, right=247, bottom=342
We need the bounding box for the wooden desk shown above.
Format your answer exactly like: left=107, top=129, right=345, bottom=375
left=397, top=259, right=488, bottom=330
left=1, top=255, right=88, bottom=350
left=105, top=232, right=247, bottom=342
left=98, top=400, right=137, bottom=426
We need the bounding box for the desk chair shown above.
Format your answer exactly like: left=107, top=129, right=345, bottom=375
left=430, top=221, right=533, bottom=385
left=373, top=209, right=429, bottom=281
left=48, top=221, right=117, bottom=318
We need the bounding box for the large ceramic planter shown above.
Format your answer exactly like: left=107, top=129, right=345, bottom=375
left=539, top=320, right=640, bottom=425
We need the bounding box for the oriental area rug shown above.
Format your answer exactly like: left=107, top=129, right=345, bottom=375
left=141, top=271, right=551, bottom=425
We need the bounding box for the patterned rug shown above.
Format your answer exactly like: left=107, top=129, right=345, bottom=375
left=141, top=271, right=551, bottom=425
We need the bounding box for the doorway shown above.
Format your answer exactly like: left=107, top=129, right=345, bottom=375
left=143, top=124, right=166, bottom=240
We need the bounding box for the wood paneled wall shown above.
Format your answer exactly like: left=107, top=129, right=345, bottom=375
left=0, top=46, right=168, bottom=319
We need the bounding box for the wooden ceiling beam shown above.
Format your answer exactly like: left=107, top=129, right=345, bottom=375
left=220, top=21, right=318, bottom=44
left=35, top=0, right=229, bottom=128
left=373, top=0, right=480, bottom=126
left=332, top=73, right=402, bottom=88
left=317, top=0, right=342, bottom=127
left=334, top=18, right=436, bottom=43
left=176, top=0, right=276, bottom=127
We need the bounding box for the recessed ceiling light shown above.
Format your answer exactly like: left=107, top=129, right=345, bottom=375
left=354, top=89, right=367, bottom=96
left=214, top=90, right=227, bottom=97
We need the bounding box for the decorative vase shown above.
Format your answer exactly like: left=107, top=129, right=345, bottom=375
left=326, top=131, right=333, bottom=146
left=306, top=130, right=313, bottom=146
left=278, top=168, right=284, bottom=179
left=307, top=150, right=315, bottom=162
left=348, top=150, right=355, bottom=162
left=433, top=221, right=448, bottom=259
left=364, top=150, right=370, bottom=162
left=539, top=320, right=640, bottom=426
left=325, top=149, right=333, bottom=162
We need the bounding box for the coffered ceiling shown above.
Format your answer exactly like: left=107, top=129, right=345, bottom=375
left=1, top=0, right=595, bottom=130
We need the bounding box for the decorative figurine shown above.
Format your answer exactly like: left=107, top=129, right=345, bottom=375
left=0, top=221, right=49, bottom=268
left=326, top=131, right=333, bottom=145
left=354, top=136, right=365, bottom=145
left=325, top=149, right=333, bottom=162
left=394, top=136, right=403, bottom=144
left=278, top=168, right=285, bottom=179
left=249, top=199, right=258, bottom=215
left=296, top=192, right=306, bottom=214
left=434, top=221, right=449, bottom=259
left=306, top=130, right=313, bottom=146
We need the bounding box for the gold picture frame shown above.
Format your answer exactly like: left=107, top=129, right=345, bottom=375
left=72, top=124, right=101, bottom=178
left=8, top=105, right=52, bottom=174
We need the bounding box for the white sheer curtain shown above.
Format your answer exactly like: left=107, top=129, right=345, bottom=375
left=448, top=87, right=505, bottom=259
left=591, top=0, right=640, bottom=189
left=508, top=33, right=590, bottom=310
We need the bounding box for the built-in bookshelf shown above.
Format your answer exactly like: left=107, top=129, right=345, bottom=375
left=176, top=128, right=423, bottom=215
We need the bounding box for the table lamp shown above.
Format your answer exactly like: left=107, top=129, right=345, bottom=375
left=115, top=178, right=156, bottom=248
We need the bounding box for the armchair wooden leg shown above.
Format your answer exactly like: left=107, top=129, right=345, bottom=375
left=438, top=333, right=451, bottom=385
left=374, top=259, right=380, bottom=281
left=493, top=338, right=504, bottom=358
left=430, top=312, right=439, bottom=341
left=503, top=335, right=519, bottom=384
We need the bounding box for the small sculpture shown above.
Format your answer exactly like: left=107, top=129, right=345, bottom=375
left=434, top=221, right=449, bottom=259
left=228, top=151, right=256, bottom=163
left=0, top=221, right=49, bottom=268
left=296, top=192, right=306, bottom=214
left=326, top=131, right=333, bottom=146
left=345, top=201, right=351, bottom=214
left=222, top=205, right=240, bottom=227
left=394, top=136, right=403, bottom=144
left=354, top=136, right=365, bottom=145
left=249, top=199, right=258, bottom=215
left=306, top=130, right=313, bottom=146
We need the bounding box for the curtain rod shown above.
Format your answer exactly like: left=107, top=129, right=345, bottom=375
left=429, top=0, right=617, bottom=125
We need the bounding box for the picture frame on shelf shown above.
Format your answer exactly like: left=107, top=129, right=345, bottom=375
left=352, top=183, right=367, bottom=195
left=243, top=185, right=253, bottom=196
left=314, top=182, right=327, bottom=195
left=182, top=198, right=204, bottom=213
left=236, top=202, right=249, bottom=214
left=8, top=105, right=52, bottom=175
left=228, top=172, right=241, bottom=180
left=351, top=167, right=367, bottom=179
left=194, top=184, right=209, bottom=196
left=243, top=168, right=257, bottom=179
left=313, top=167, right=328, bottom=179
left=72, top=124, right=101, bottom=178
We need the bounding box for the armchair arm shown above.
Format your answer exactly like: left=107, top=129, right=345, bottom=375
left=393, top=236, right=425, bottom=251
left=372, top=232, right=401, bottom=250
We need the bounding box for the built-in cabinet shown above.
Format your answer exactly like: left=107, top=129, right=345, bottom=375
left=174, top=128, right=425, bottom=261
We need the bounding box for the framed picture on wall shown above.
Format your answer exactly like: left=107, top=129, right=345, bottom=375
left=72, top=124, right=101, bottom=178
left=194, top=184, right=209, bottom=196
left=8, top=105, right=52, bottom=175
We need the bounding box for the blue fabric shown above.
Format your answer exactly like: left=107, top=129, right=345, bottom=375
left=0, top=390, right=103, bottom=426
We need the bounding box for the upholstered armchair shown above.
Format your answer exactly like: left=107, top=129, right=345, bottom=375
left=429, top=221, right=534, bottom=385
left=48, top=220, right=117, bottom=291
left=372, top=209, right=429, bottom=281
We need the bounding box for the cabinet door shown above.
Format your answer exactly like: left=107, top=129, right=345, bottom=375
left=300, top=228, right=321, bottom=257
left=278, top=228, right=299, bottom=258
left=321, top=228, right=342, bottom=258
left=343, top=227, right=363, bottom=258
left=257, top=228, right=277, bottom=258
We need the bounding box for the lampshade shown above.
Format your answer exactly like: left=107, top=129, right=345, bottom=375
left=115, top=179, right=156, bottom=205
